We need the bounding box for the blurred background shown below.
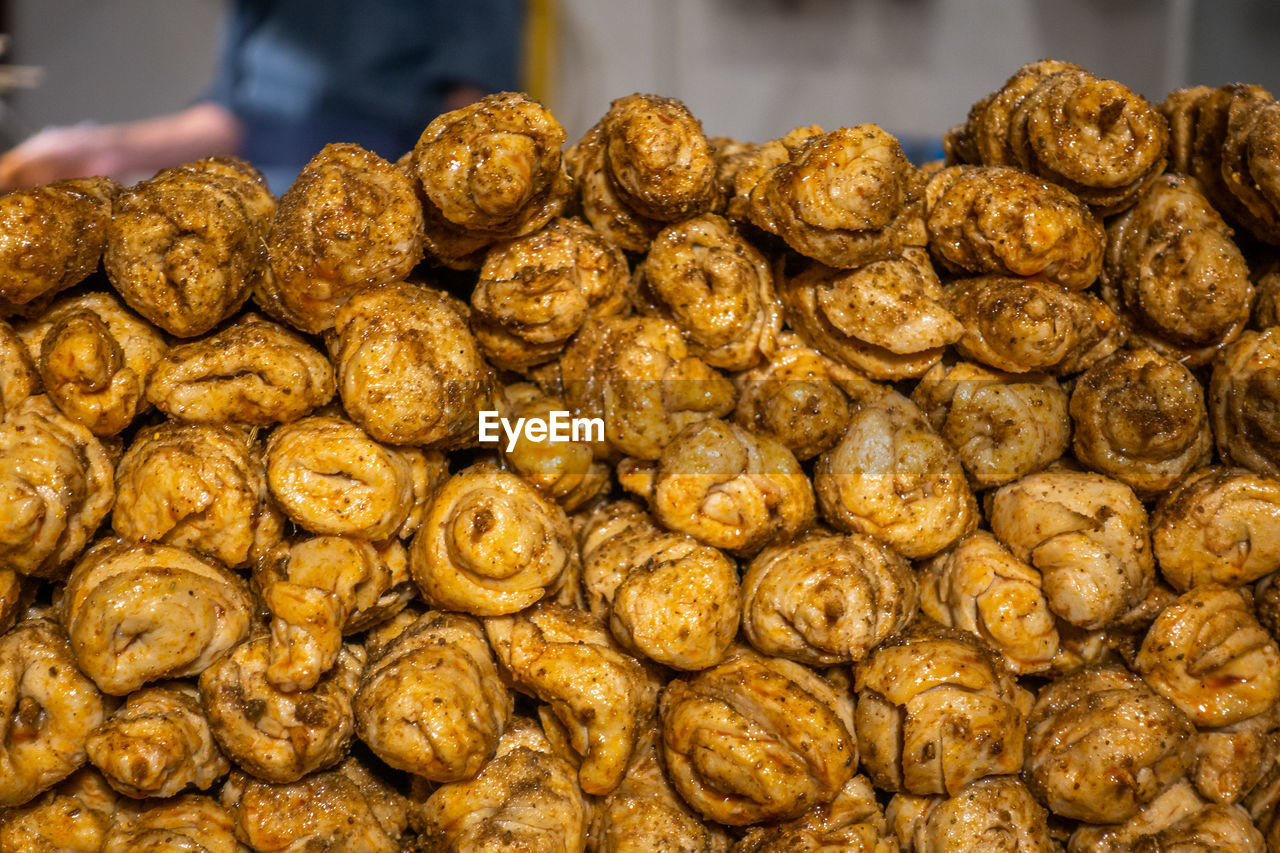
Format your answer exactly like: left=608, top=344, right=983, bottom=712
left=4, top=0, right=1280, bottom=188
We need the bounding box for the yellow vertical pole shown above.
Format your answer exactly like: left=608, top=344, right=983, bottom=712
left=522, top=0, right=556, bottom=105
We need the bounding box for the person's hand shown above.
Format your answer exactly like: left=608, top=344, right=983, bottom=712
left=0, top=124, right=123, bottom=191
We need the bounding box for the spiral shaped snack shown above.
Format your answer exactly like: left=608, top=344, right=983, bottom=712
left=815, top=390, right=977, bottom=560
left=0, top=618, right=108, bottom=807
left=0, top=176, right=118, bottom=313
left=354, top=611, right=509, bottom=782
left=410, top=462, right=574, bottom=616
left=946, top=274, right=1125, bottom=375
left=1192, top=704, right=1280, bottom=805
left=1153, top=467, right=1280, bottom=591
left=146, top=313, right=334, bottom=426
left=561, top=314, right=736, bottom=460
left=741, top=529, right=916, bottom=666
left=0, top=395, right=113, bottom=579
left=17, top=291, right=166, bottom=436
left=721, top=124, right=824, bottom=224
left=925, top=164, right=1105, bottom=290
left=989, top=469, right=1155, bottom=630
left=102, top=794, right=246, bottom=853
left=331, top=281, right=495, bottom=448
left=0, top=319, right=38, bottom=418
left=471, top=217, right=629, bottom=371
left=958, top=59, right=1168, bottom=215
left=886, top=776, right=1056, bottom=853
left=113, top=422, right=282, bottom=569
left=266, top=415, right=435, bottom=541
left=660, top=646, right=856, bottom=825
left=748, top=125, right=926, bottom=268
left=732, top=331, right=881, bottom=461
left=221, top=760, right=408, bottom=853
left=1211, top=327, right=1280, bottom=478
left=497, top=383, right=611, bottom=512
left=579, top=500, right=740, bottom=671
left=263, top=143, right=423, bottom=333
left=486, top=603, right=659, bottom=796
left=257, top=536, right=413, bottom=692
left=628, top=419, right=814, bottom=557
left=632, top=213, right=782, bottom=371
left=1134, top=585, right=1280, bottom=727
left=912, top=360, right=1070, bottom=490
left=1070, top=348, right=1213, bottom=497
left=570, top=93, right=719, bottom=252
left=1068, top=783, right=1266, bottom=853
left=411, top=92, right=570, bottom=246
left=409, top=716, right=588, bottom=853
left=62, top=541, right=254, bottom=696
left=200, top=637, right=361, bottom=783
left=734, top=774, right=896, bottom=852
left=854, top=621, right=1030, bottom=796
left=1024, top=665, right=1195, bottom=823
left=85, top=682, right=227, bottom=799
left=779, top=249, right=961, bottom=381
left=919, top=530, right=1060, bottom=675
left=1102, top=173, right=1254, bottom=365
left=0, top=768, right=120, bottom=853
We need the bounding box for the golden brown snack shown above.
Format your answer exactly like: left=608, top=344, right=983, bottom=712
left=854, top=621, right=1031, bottom=796
left=1068, top=783, right=1265, bottom=853
left=113, top=421, right=282, bottom=569
left=919, top=530, right=1060, bottom=675
left=103, top=794, right=246, bottom=853
left=486, top=603, right=659, bottom=796
left=912, top=360, right=1071, bottom=489
left=733, top=774, right=895, bottom=852
left=989, top=468, right=1155, bottom=630
left=330, top=281, right=495, bottom=448
left=925, top=164, right=1104, bottom=289
left=779, top=249, right=961, bottom=381
left=959, top=60, right=1168, bottom=215
left=632, top=213, right=781, bottom=371
left=0, top=768, right=119, bottom=853
left=579, top=500, right=740, bottom=671
left=1162, top=85, right=1216, bottom=175
left=570, top=93, right=719, bottom=253
left=408, top=716, right=589, bottom=853
left=946, top=274, right=1125, bottom=375
left=62, top=540, right=254, bottom=696
left=1191, top=702, right=1280, bottom=805
left=0, top=177, right=118, bottom=313
left=0, top=618, right=108, bottom=808
left=0, top=395, right=113, bottom=579
left=1153, top=467, right=1280, bottom=591
left=105, top=164, right=268, bottom=337
left=661, top=646, right=857, bottom=825
left=410, top=462, right=574, bottom=616
left=0, top=320, right=39, bottom=419
left=1102, top=173, right=1254, bottom=366
left=471, top=217, right=629, bottom=371
left=732, top=331, right=880, bottom=461
left=497, top=383, right=611, bottom=512
left=411, top=92, right=570, bottom=243
left=146, top=313, right=335, bottom=426
left=265, top=414, right=437, bottom=541
left=722, top=125, right=824, bottom=225
left=1134, top=585, right=1280, bottom=727
left=1024, top=665, right=1195, bottom=823
left=742, top=529, right=916, bottom=666
left=1070, top=348, right=1213, bottom=497
left=256, top=536, right=413, bottom=692
left=354, top=610, right=510, bottom=782
left=85, top=682, right=227, bottom=799
left=561, top=314, right=736, bottom=461
left=199, top=637, right=361, bottom=784
left=221, top=760, right=407, bottom=853
left=886, top=775, right=1056, bottom=853
left=1210, top=327, right=1280, bottom=478
left=17, top=292, right=166, bottom=436
left=748, top=125, right=925, bottom=268
left=622, top=419, right=814, bottom=557
left=815, top=390, right=978, bottom=560
left=262, top=143, right=423, bottom=333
